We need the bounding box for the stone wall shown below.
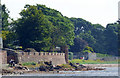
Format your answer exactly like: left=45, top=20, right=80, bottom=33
left=0, top=50, right=7, bottom=64
left=88, top=53, right=96, bottom=60
left=6, top=50, right=66, bottom=65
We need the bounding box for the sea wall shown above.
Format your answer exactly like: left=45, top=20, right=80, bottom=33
left=7, top=51, right=66, bottom=65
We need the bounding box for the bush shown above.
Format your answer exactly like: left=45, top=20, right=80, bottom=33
left=83, top=46, right=94, bottom=53
left=61, top=64, right=73, bottom=68
left=22, top=62, right=36, bottom=66
left=68, top=52, right=73, bottom=60
left=82, top=50, right=92, bottom=53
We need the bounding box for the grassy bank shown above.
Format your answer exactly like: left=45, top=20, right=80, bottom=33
left=69, top=59, right=119, bottom=64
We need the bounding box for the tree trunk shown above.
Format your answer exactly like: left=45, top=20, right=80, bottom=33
left=61, top=45, right=69, bottom=64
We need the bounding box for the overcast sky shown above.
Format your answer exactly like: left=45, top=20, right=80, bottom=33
left=1, top=0, right=120, bottom=27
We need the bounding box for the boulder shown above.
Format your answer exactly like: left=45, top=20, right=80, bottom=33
left=2, top=69, right=13, bottom=74
left=39, top=66, right=49, bottom=71
left=44, top=61, right=52, bottom=66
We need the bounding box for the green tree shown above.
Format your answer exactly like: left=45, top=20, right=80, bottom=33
left=83, top=46, right=94, bottom=53
left=1, top=5, right=15, bottom=48
left=91, top=24, right=105, bottom=53
left=70, top=37, right=88, bottom=52
left=118, top=19, right=120, bottom=55
left=36, top=4, right=75, bottom=48
left=36, top=4, right=75, bottom=63
left=15, top=5, right=53, bottom=51
left=2, top=4, right=10, bottom=31
left=79, top=31, right=96, bottom=48
left=103, top=23, right=118, bottom=55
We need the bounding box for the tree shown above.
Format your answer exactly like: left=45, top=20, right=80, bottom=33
left=91, top=24, right=105, bottom=53
left=70, top=37, right=88, bottom=52
left=2, top=4, right=10, bottom=31
left=1, top=4, right=14, bottom=48
left=69, top=18, right=93, bottom=36
left=103, top=23, right=118, bottom=55
left=36, top=4, right=75, bottom=63
left=83, top=46, right=94, bottom=53
left=118, top=19, right=120, bottom=56
left=36, top=4, right=75, bottom=48
left=15, top=5, right=53, bottom=51
left=79, top=31, right=96, bottom=48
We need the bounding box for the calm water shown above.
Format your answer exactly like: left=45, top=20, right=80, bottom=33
left=21, top=67, right=119, bottom=76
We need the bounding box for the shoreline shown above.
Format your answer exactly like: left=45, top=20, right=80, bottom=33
left=83, top=64, right=119, bottom=67
left=2, top=66, right=119, bottom=76
left=1, top=64, right=119, bottom=75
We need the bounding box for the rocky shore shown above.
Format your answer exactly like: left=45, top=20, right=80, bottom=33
left=2, top=62, right=109, bottom=75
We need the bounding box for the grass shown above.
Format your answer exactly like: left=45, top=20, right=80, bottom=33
left=69, top=59, right=119, bottom=64
left=61, top=64, right=73, bottom=68
left=22, top=62, right=36, bottom=66
left=22, top=62, right=43, bottom=68
left=96, top=53, right=112, bottom=57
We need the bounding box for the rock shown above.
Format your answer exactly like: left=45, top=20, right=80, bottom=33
left=2, top=69, right=14, bottom=74
left=14, top=64, right=29, bottom=70
left=69, top=62, right=87, bottom=70
left=44, top=61, right=52, bottom=66
left=69, top=62, right=77, bottom=69
left=54, top=65, right=62, bottom=70
left=39, top=66, right=49, bottom=71
left=15, top=66, right=23, bottom=70
left=23, top=66, right=29, bottom=70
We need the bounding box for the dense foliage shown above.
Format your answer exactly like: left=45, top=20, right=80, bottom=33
left=14, top=5, right=53, bottom=51
left=69, top=18, right=118, bottom=56
left=36, top=4, right=75, bottom=48
left=12, top=5, right=74, bottom=51
left=2, top=4, right=119, bottom=56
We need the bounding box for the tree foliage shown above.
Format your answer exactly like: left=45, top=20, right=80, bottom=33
left=14, top=4, right=75, bottom=51
left=70, top=38, right=88, bottom=52
left=69, top=17, right=118, bottom=56
left=15, top=5, right=53, bottom=51
left=103, top=23, right=118, bottom=55
left=2, top=4, right=118, bottom=56
left=2, top=4, right=10, bottom=31
left=1, top=4, right=15, bottom=48
left=36, top=4, right=75, bottom=48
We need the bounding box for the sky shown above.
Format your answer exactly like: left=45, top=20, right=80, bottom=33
left=1, top=0, right=120, bottom=27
